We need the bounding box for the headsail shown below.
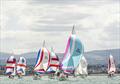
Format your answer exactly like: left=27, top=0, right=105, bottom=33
left=75, top=55, right=88, bottom=76
left=61, top=26, right=84, bottom=74
left=108, top=54, right=116, bottom=74
left=47, top=47, right=59, bottom=73
left=6, top=56, right=16, bottom=76
left=17, top=57, right=26, bottom=75
left=34, top=41, right=50, bottom=74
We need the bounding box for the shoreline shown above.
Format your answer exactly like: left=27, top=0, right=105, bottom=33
left=0, top=74, right=120, bottom=77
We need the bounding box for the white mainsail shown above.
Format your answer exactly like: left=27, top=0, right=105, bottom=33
left=75, top=55, right=88, bottom=76
left=108, top=54, right=116, bottom=74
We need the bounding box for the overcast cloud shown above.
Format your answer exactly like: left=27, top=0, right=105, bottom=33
left=0, top=0, right=120, bottom=54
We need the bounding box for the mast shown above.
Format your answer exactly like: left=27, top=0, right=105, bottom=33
left=43, top=40, right=45, bottom=47
left=72, top=25, right=76, bottom=34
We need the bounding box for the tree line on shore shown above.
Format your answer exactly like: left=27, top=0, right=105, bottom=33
left=0, top=64, right=120, bottom=75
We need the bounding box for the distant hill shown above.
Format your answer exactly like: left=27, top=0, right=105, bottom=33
left=0, top=49, right=120, bottom=66
left=0, top=52, right=37, bottom=65
left=84, top=49, right=120, bottom=65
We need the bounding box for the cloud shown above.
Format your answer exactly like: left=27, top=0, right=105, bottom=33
left=0, top=0, right=120, bottom=54
left=103, top=22, right=120, bottom=41
left=0, top=31, right=68, bottom=54
left=29, top=0, right=118, bottom=5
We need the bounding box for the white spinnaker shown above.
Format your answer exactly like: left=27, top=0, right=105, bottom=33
left=75, top=56, right=88, bottom=75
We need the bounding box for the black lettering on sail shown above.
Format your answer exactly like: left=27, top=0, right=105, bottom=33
left=76, top=48, right=81, bottom=54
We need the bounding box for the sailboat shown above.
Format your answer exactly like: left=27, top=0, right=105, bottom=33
left=34, top=40, right=50, bottom=75
left=47, top=47, right=59, bottom=74
left=61, top=26, right=84, bottom=75
left=75, top=55, right=88, bottom=77
left=16, top=56, right=27, bottom=77
left=6, top=56, right=16, bottom=78
left=108, top=54, right=116, bottom=77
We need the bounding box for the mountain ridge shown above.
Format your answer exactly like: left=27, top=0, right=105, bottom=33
left=0, top=49, right=120, bottom=65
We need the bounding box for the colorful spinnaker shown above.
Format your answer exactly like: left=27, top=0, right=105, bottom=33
left=6, top=56, right=16, bottom=76
left=61, top=26, right=84, bottom=74
left=34, top=41, right=50, bottom=74
left=17, top=57, right=26, bottom=75
left=47, top=47, right=59, bottom=73
left=108, top=54, right=116, bottom=75
left=75, top=55, right=88, bottom=76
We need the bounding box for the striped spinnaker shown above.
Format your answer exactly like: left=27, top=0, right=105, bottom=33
left=17, top=57, right=26, bottom=75
left=61, top=34, right=84, bottom=74
left=47, top=48, right=59, bottom=73
left=6, top=56, right=16, bottom=75
left=34, top=48, right=50, bottom=74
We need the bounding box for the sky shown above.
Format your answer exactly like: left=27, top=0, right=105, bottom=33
left=0, top=0, right=120, bottom=54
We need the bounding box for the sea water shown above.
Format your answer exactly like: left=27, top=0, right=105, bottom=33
left=0, top=75, right=120, bottom=84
